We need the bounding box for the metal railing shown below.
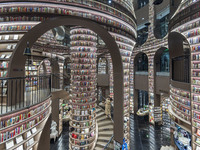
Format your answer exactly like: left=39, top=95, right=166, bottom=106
left=104, top=134, right=114, bottom=149
left=0, top=74, right=63, bottom=115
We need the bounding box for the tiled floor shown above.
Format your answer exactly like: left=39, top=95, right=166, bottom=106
left=50, top=114, right=171, bottom=150
left=50, top=121, right=69, bottom=150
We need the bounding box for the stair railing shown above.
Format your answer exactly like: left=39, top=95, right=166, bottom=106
left=104, top=134, right=114, bottom=149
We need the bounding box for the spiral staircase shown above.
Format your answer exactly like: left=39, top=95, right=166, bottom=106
left=95, top=107, right=114, bottom=150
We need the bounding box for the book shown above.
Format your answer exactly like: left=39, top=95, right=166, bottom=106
left=16, top=135, right=23, bottom=144
left=6, top=139, right=14, bottom=149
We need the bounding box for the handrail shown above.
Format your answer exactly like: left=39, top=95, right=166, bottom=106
left=104, top=134, right=114, bottom=149
left=0, top=74, right=60, bottom=115
left=101, top=95, right=107, bottom=101
left=0, top=74, right=51, bottom=80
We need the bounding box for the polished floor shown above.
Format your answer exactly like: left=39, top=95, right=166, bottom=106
left=130, top=114, right=171, bottom=150
left=50, top=114, right=171, bottom=150
left=50, top=121, right=69, bottom=150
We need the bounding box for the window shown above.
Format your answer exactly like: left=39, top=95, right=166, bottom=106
left=138, top=0, right=149, bottom=9
left=137, top=53, right=148, bottom=71
left=172, top=55, right=190, bottom=83
left=137, top=27, right=148, bottom=46
left=160, top=51, right=169, bottom=72
left=138, top=90, right=148, bottom=109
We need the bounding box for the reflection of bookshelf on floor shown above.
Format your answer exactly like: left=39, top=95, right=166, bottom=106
left=154, top=107, right=162, bottom=125
left=59, top=99, right=63, bottom=136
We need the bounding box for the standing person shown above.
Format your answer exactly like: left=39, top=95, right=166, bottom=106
left=105, top=97, right=111, bottom=118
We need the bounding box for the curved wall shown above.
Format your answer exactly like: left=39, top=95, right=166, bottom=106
left=168, top=1, right=200, bottom=149
left=0, top=0, right=137, bottom=147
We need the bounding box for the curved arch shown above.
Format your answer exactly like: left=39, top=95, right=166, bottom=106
left=136, top=24, right=148, bottom=46
left=153, top=0, right=170, bottom=39
left=63, top=57, right=71, bottom=77
left=168, top=31, right=191, bottom=86
left=8, top=16, right=124, bottom=144
left=168, top=32, right=190, bottom=59
left=154, top=47, right=169, bottom=73
left=170, top=0, right=185, bottom=19
left=134, top=52, right=149, bottom=72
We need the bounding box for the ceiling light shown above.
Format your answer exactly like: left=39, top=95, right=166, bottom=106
left=145, top=22, right=151, bottom=26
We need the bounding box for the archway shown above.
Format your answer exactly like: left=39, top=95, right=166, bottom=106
left=133, top=52, right=149, bottom=113
left=63, top=57, right=71, bottom=90
left=154, top=47, right=170, bottom=111
left=168, top=32, right=190, bottom=86
left=8, top=16, right=124, bottom=144
left=134, top=52, right=148, bottom=72
left=154, top=47, right=169, bottom=73
left=153, top=0, right=170, bottom=39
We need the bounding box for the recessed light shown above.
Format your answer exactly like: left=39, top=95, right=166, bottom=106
left=153, top=0, right=163, bottom=5
left=145, top=22, right=151, bottom=26
left=142, top=18, right=144, bottom=20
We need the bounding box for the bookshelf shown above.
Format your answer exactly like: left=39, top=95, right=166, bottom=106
left=69, top=27, right=97, bottom=149
left=98, top=58, right=107, bottom=74
left=59, top=99, right=63, bottom=136
left=0, top=98, right=51, bottom=150
left=0, top=3, right=136, bottom=38
left=44, top=60, right=51, bottom=75
left=107, top=55, right=114, bottom=99
left=0, top=32, right=24, bottom=78
left=130, top=56, right=134, bottom=113
left=154, top=107, right=162, bottom=124
left=170, top=86, right=191, bottom=122
left=148, top=53, right=155, bottom=125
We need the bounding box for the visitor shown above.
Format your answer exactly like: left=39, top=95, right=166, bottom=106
left=105, top=97, right=112, bottom=118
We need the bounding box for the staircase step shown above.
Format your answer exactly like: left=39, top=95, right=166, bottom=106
left=95, top=107, right=113, bottom=149
left=98, top=120, right=113, bottom=127
left=98, top=131, right=113, bottom=137
left=96, top=141, right=114, bottom=150
left=96, top=107, right=102, bottom=113
left=96, top=141, right=107, bottom=148
left=96, top=111, right=105, bottom=117
left=98, top=124, right=113, bottom=131
left=97, top=115, right=108, bottom=122
left=97, top=136, right=111, bottom=142
left=95, top=147, right=103, bottom=150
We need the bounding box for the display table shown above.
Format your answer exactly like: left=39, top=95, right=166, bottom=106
left=136, top=108, right=149, bottom=116
left=63, top=113, right=70, bottom=122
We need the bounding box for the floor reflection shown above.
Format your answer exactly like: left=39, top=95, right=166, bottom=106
left=50, top=114, right=171, bottom=150
left=130, top=114, right=171, bottom=150
left=50, top=121, right=69, bottom=150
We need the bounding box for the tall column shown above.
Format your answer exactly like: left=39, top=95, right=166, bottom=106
left=110, top=32, right=135, bottom=149
left=69, top=27, right=97, bottom=150
left=148, top=0, right=156, bottom=125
